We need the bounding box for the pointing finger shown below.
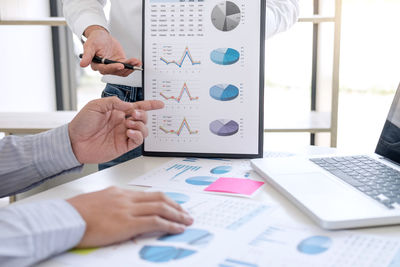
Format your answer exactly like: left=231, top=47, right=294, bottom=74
left=81, top=45, right=96, bottom=68
left=131, top=100, right=165, bottom=112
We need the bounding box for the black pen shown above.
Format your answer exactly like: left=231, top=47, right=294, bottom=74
left=78, top=54, right=143, bottom=71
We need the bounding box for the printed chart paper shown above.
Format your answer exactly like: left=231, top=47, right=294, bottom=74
left=219, top=222, right=400, bottom=267
left=142, top=0, right=265, bottom=157
left=49, top=191, right=274, bottom=267
left=45, top=190, right=400, bottom=267
left=128, top=157, right=265, bottom=197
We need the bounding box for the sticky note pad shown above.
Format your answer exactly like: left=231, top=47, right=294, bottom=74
left=204, top=178, right=264, bottom=196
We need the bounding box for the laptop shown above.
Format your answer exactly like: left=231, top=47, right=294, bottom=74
left=251, top=84, right=400, bottom=229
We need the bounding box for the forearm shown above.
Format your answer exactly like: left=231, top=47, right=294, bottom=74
left=0, top=200, right=85, bottom=267
left=267, top=0, right=299, bottom=39
left=61, top=0, right=108, bottom=37
left=0, top=125, right=82, bottom=197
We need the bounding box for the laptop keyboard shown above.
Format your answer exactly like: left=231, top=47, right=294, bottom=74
left=310, top=156, right=400, bottom=209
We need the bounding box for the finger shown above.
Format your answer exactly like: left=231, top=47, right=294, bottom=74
left=97, top=97, right=133, bottom=113
left=126, top=121, right=148, bottom=137
left=131, top=100, right=165, bottom=112
left=130, top=192, right=184, bottom=212
left=132, top=202, right=193, bottom=226
left=97, top=63, right=125, bottom=75
left=131, top=110, right=148, bottom=124
left=127, top=129, right=144, bottom=149
left=131, top=216, right=187, bottom=235
left=119, top=69, right=134, bottom=77
left=124, top=58, right=142, bottom=67
left=91, top=62, right=101, bottom=71
left=81, top=45, right=96, bottom=68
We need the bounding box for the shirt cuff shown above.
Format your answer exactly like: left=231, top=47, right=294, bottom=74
left=73, top=11, right=109, bottom=38
left=33, top=124, right=82, bottom=179
left=0, top=199, right=85, bottom=266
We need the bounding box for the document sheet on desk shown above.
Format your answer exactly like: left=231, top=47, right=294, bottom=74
left=48, top=191, right=274, bottom=266
left=128, top=157, right=264, bottom=197
left=219, top=222, right=400, bottom=267
left=47, top=189, right=400, bottom=267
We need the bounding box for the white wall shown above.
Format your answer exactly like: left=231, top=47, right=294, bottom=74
left=0, top=0, right=56, bottom=112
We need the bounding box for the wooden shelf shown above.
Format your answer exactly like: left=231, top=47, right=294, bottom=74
left=0, top=111, right=77, bottom=134
left=264, top=111, right=331, bottom=133
left=298, top=15, right=336, bottom=23
left=0, top=17, right=67, bottom=26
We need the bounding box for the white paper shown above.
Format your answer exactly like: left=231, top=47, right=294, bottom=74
left=218, top=222, right=400, bottom=267
left=143, top=0, right=262, bottom=155
left=128, top=157, right=265, bottom=197
left=45, top=189, right=400, bottom=267
left=49, top=191, right=274, bottom=267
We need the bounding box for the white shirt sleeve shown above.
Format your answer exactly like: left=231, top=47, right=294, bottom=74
left=266, top=0, right=299, bottom=39
left=0, top=199, right=86, bottom=267
left=61, top=0, right=109, bottom=37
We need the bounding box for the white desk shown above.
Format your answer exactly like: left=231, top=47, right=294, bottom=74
left=15, top=152, right=400, bottom=266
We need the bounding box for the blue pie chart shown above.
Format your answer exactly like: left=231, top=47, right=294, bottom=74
left=210, top=84, right=239, bottom=101
left=297, top=236, right=332, bottom=255
left=210, top=48, right=240, bottom=65
left=185, top=176, right=217, bottom=186
left=209, top=119, right=239, bottom=136
left=164, top=192, right=190, bottom=205
left=139, top=246, right=196, bottom=263
left=210, top=166, right=232, bottom=174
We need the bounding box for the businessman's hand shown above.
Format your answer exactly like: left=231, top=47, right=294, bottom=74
left=67, top=187, right=194, bottom=248
left=68, top=97, right=164, bottom=164
left=81, top=25, right=142, bottom=77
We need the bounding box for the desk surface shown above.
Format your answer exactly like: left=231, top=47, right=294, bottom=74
left=16, top=150, right=400, bottom=266
left=0, top=112, right=77, bottom=134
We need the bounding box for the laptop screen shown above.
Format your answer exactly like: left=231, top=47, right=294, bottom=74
left=375, top=84, right=400, bottom=163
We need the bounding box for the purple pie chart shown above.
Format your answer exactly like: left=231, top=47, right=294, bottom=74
left=209, top=119, right=239, bottom=136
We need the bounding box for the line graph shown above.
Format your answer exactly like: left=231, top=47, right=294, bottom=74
left=160, top=83, right=199, bottom=103
left=159, top=46, right=201, bottom=68
left=160, top=117, right=199, bottom=136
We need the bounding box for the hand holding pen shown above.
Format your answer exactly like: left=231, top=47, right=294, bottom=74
left=79, top=54, right=143, bottom=71
left=80, top=25, right=142, bottom=76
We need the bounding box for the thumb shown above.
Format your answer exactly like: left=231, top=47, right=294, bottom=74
left=80, top=45, right=96, bottom=68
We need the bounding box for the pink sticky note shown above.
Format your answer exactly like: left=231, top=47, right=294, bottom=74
left=204, top=177, right=264, bottom=196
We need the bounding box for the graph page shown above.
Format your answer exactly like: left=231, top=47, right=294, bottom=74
left=220, top=222, right=400, bottom=267
left=49, top=191, right=274, bottom=267
left=128, top=157, right=265, bottom=197
left=143, top=0, right=265, bottom=157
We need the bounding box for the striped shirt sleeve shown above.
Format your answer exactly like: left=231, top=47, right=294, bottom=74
left=0, top=199, right=86, bottom=267
left=0, top=124, right=82, bottom=198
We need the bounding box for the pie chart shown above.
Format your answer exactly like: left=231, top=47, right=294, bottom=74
left=139, top=246, right=196, bottom=263
left=210, top=48, right=240, bottom=65
left=210, top=166, right=232, bottom=174
left=209, top=119, right=239, bottom=136
left=210, top=84, right=239, bottom=101
left=185, top=176, right=217, bottom=186
left=164, top=192, right=190, bottom=205
left=211, top=1, right=241, bottom=32
left=297, top=236, right=332, bottom=255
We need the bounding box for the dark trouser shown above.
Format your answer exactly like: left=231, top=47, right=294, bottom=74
left=99, top=83, right=144, bottom=170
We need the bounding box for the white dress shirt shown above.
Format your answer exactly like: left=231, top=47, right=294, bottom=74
left=0, top=125, right=86, bottom=267
left=62, top=0, right=299, bottom=87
